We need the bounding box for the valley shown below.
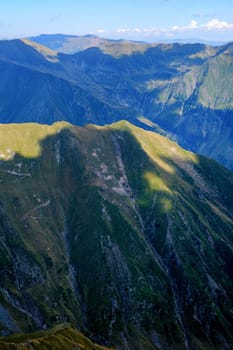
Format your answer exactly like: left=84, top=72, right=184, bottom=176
left=0, top=36, right=232, bottom=169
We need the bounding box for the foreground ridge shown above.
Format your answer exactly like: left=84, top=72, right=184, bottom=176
left=0, top=121, right=232, bottom=350
left=0, top=324, right=112, bottom=350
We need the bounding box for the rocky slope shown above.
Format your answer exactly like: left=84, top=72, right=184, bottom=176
left=0, top=121, right=232, bottom=350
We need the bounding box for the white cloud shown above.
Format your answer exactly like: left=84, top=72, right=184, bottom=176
left=117, top=28, right=130, bottom=33
left=189, top=20, right=198, bottom=29
left=96, top=29, right=106, bottom=34
left=134, top=28, right=142, bottom=33
left=144, top=19, right=232, bottom=33
left=97, top=18, right=233, bottom=40
left=202, top=19, right=233, bottom=30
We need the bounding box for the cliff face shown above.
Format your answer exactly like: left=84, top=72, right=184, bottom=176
left=0, top=121, right=232, bottom=350
left=0, top=39, right=233, bottom=169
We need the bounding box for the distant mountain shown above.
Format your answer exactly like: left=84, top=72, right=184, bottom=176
left=149, top=38, right=227, bottom=46
left=0, top=38, right=233, bottom=169
left=29, top=33, right=82, bottom=52
left=29, top=33, right=151, bottom=56
left=0, top=121, right=232, bottom=349
left=29, top=34, right=226, bottom=55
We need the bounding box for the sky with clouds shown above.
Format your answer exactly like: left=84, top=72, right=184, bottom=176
left=1, top=0, right=233, bottom=42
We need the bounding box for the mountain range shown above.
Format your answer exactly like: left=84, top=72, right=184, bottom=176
left=0, top=34, right=233, bottom=349
left=0, top=35, right=232, bottom=169
left=0, top=121, right=232, bottom=349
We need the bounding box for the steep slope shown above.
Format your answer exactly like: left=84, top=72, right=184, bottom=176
left=0, top=121, right=232, bottom=350
left=148, top=42, right=233, bottom=169
left=0, top=39, right=58, bottom=66
left=0, top=39, right=135, bottom=125
left=0, top=38, right=232, bottom=169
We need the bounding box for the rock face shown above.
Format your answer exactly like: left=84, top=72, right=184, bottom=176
left=0, top=121, right=232, bottom=350
left=0, top=38, right=233, bottom=169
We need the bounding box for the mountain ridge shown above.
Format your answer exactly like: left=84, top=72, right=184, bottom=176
left=28, top=34, right=154, bottom=56
left=28, top=33, right=231, bottom=54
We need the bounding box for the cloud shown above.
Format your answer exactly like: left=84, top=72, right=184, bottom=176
left=96, top=18, right=233, bottom=41
left=116, top=20, right=198, bottom=36
left=169, top=19, right=233, bottom=32
left=117, top=28, right=130, bottom=33
left=96, top=29, right=106, bottom=34
left=189, top=20, right=198, bottom=29
left=114, top=18, right=233, bottom=36
left=202, top=19, right=233, bottom=30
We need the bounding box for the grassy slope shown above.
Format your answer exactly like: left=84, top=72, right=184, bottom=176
left=0, top=324, right=112, bottom=350
left=0, top=121, right=232, bottom=349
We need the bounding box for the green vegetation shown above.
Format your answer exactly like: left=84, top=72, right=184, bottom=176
left=0, top=121, right=232, bottom=349
left=0, top=121, right=70, bottom=159
left=0, top=324, right=112, bottom=350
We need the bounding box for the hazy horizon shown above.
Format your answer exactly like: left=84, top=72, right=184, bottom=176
left=0, top=0, right=233, bottom=42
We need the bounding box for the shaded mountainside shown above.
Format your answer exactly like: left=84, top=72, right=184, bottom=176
left=0, top=121, right=233, bottom=349
left=0, top=38, right=233, bottom=169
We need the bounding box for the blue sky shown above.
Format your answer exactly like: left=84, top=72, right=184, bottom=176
left=1, top=0, right=233, bottom=42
